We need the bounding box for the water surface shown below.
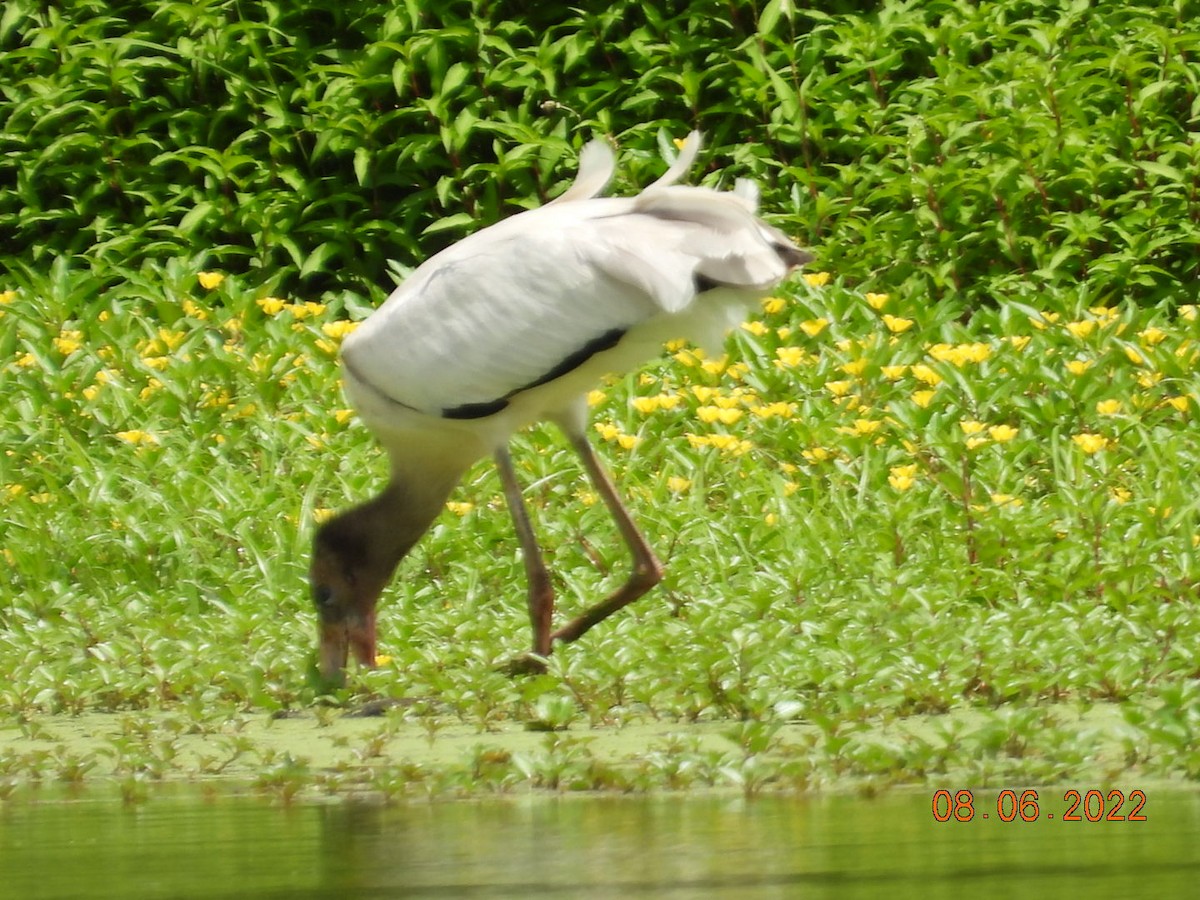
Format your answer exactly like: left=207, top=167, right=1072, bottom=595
left=3, top=787, right=1197, bottom=898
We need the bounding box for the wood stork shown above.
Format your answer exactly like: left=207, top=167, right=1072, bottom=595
left=310, top=133, right=812, bottom=680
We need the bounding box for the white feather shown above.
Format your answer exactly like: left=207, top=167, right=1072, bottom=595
left=341, top=136, right=810, bottom=454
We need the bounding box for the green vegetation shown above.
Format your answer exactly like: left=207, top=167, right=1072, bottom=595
left=2, top=1, right=1199, bottom=797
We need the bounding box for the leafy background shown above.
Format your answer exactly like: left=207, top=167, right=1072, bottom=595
left=2, top=0, right=1200, bottom=791
left=3, top=0, right=1198, bottom=308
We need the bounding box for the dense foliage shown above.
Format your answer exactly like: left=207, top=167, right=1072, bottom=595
left=3, top=0, right=1198, bottom=308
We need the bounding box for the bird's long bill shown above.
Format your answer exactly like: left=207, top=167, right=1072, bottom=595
left=318, top=611, right=377, bottom=681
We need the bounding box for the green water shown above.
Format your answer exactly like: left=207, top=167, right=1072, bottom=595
left=2, top=788, right=1197, bottom=898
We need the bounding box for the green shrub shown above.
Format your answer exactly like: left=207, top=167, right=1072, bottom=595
left=2, top=0, right=1197, bottom=308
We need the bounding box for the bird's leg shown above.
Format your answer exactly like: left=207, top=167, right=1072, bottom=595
left=551, top=432, right=664, bottom=645
left=494, top=446, right=555, bottom=658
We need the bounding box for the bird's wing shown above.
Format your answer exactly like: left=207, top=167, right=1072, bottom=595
left=342, top=159, right=806, bottom=420
left=547, top=139, right=615, bottom=205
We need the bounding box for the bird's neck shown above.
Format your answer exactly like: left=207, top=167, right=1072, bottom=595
left=355, top=471, right=461, bottom=572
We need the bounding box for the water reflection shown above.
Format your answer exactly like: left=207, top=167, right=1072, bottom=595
left=3, top=788, right=1198, bottom=898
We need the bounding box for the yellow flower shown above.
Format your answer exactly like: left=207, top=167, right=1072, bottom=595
left=802, top=446, right=833, bottom=464
left=803, top=271, right=831, bottom=288
left=841, top=358, right=868, bottom=377
left=667, top=476, right=692, bottom=493
left=312, top=507, right=336, bottom=524
left=1110, top=487, right=1132, bottom=504
left=1065, top=320, right=1096, bottom=339
left=705, top=434, right=752, bottom=454
left=882, top=314, right=914, bottom=334
left=257, top=297, right=286, bottom=315
left=1066, top=359, right=1093, bottom=375
left=115, top=430, right=158, bottom=446
left=865, top=292, right=889, bottom=310
left=53, top=330, right=83, bottom=355
left=740, top=320, right=769, bottom=336
left=928, top=342, right=991, bottom=366
left=888, top=471, right=915, bottom=491
left=825, top=380, right=853, bottom=398
left=1096, top=399, right=1123, bottom=416
left=881, top=365, right=907, bottom=380
left=1138, top=327, right=1167, bottom=346
left=751, top=401, right=795, bottom=419
left=617, top=433, right=640, bottom=450
left=696, top=405, right=742, bottom=425
left=799, top=318, right=829, bottom=337
left=182, top=299, right=208, bottom=320
left=700, top=356, right=728, bottom=376
left=374, top=654, right=394, bottom=666
left=1072, top=432, right=1111, bottom=454
left=1163, top=395, right=1190, bottom=412
left=774, top=347, right=807, bottom=368
left=587, top=389, right=606, bottom=406
left=911, top=389, right=936, bottom=408
left=1137, top=371, right=1162, bottom=388
left=911, top=364, right=942, bottom=385
left=762, top=296, right=786, bottom=315
left=1007, top=335, right=1032, bottom=351
left=593, top=422, right=621, bottom=441
left=851, top=418, right=881, bottom=435
left=673, top=137, right=688, bottom=150
left=990, top=493, right=1023, bottom=508
left=0, top=290, right=16, bottom=304
left=333, top=409, right=355, bottom=424
left=631, top=396, right=661, bottom=414
left=321, top=320, right=360, bottom=340
left=673, top=347, right=705, bottom=367
left=445, top=501, right=474, bottom=516
left=287, top=301, right=327, bottom=320
left=1180, top=305, right=1197, bottom=322
left=198, top=272, right=225, bottom=290
left=1123, top=345, right=1145, bottom=366
left=988, top=424, right=1019, bottom=442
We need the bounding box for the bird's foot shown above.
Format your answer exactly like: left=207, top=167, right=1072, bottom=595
left=499, top=652, right=550, bottom=676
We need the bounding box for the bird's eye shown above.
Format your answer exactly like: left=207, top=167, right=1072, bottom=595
left=312, top=584, right=334, bottom=608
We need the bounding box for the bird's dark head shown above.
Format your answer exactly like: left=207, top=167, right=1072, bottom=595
left=309, top=514, right=389, bottom=683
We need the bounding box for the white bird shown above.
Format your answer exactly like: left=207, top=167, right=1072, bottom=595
left=310, top=132, right=812, bottom=680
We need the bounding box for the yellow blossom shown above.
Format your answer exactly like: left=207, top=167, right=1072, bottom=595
left=988, top=424, right=1019, bottom=442
left=1066, top=359, right=1093, bottom=375
left=182, top=299, right=208, bottom=320
left=799, top=318, right=829, bottom=337
left=762, top=296, right=786, bottom=315
left=115, top=430, right=158, bottom=446
left=445, top=501, right=474, bottom=516
left=617, top=433, right=640, bottom=450
left=959, top=420, right=986, bottom=436
left=1137, top=371, right=1162, bottom=388
left=257, top=297, right=286, bottom=315
left=911, top=389, right=936, bottom=408
left=287, top=301, right=327, bottom=320
left=928, top=342, right=991, bottom=366
left=321, top=320, right=360, bottom=340
left=587, top=389, right=606, bottom=406
left=841, top=358, right=868, bottom=377
left=881, top=365, right=907, bottom=380
left=966, top=437, right=988, bottom=450
left=764, top=511, right=779, bottom=526
left=911, top=364, right=942, bottom=385
left=1180, top=305, right=1197, bottom=322
left=751, top=401, right=795, bottom=419
left=741, top=320, right=769, bottom=336
left=594, top=422, right=621, bottom=442
left=702, top=434, right=752, bottom=454
left=700, top=356, right=729, bottom=376
left=198, top=272, right=225, bottom=290
left=887, top=463, right=918, bottom=491
left=1072, top=432, right=1112, bottom=454
left=1163, top=395, right=1190, bottom=412
left=1110, top=487, right=1132, bottom=504
left=865, top=292, right=889, bottom=310
left=851, top=418, right=881, bottom=435
left=1123, top=345, right=1145, bottom=366
left=667, top=476, right=692, bottom=493
left=774, top=347, right=807, bottom=368
left=673, top=347, right=705, bottom=367
left=991, top=494, right=1023, bottom=508
left=882, top=314, right=914, bottom=334
left=825, top=380, right=853, bottom=398
left=1065, top=320, right=1096, bottom=339
left=699, top=406, right=743, bottom=425
left=53, top=331, right=83, bottom=355
left=313, top=507, right=336, bottom=524
left=1096, top=399, right=1123, bottom=416
left=803, top=271, right=831, bottom=288
left=374, top=654, right=394, bottom=666
left=802, top=446, right=833, bottom=464
left=0, top=290, right=16, bottom=304
left=333, top=409, right=355, bottom=424
left=632, top=396, right=661, bottom=414
left=1007, top=335, right=1032, bottom=351
left=1138, top=327, right=1167, bottom=346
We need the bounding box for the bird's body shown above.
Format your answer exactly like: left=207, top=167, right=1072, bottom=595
left=310, top=134, right=811, bottom=679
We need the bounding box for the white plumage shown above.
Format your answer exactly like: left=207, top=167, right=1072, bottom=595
left=309, top=133, right=812, bottom=680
